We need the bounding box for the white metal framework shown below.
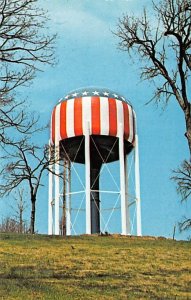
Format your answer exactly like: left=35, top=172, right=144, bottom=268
left=48, top=132, right=142, bottom=236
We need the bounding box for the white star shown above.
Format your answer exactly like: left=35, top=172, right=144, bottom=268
left=121, top=97, right=126, bottom=101
left=93, top=91, right=99, bottom=96
left=103, top=92, right=109, bottom=96
left=113, top=93, right=119, bottom=98
left=82, top=91, right=89, bottom=96
left=64, top=95, right=69, bottom=99
left=72, top=92, right=78, bottom=97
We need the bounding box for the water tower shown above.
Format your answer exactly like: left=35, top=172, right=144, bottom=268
left=48, top=88, right=141, bottom=236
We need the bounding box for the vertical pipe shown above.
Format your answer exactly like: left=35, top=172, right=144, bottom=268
left=125, top=155, right=131, bottom=234
left=54, top=142, right=60, bottom=235
left=66, top=160, right=71, bottom=235
left=48, top=140, right=53, bottom=235
left=119, top=123, right=128, bottom=235
left=85, top=122, right=91, bottom=234
left=135, top=134, right=142, bottom=236
left=90, top=166, right=101, bottom=234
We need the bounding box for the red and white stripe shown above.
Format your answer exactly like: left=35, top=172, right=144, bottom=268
left=51, top=97, right=135, bottom=145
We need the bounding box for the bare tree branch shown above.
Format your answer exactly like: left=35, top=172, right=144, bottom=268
left=172, top=160, right=191, bottom=202
left=0, top=0, right=56, bottom=136
left=115, top=0, right=191, bottom=232
left=115, top=0, right=191, bottom=153
left=0, top=135, right=66, bottom=233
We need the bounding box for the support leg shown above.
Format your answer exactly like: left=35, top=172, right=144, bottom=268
left=85, top=123, right=91, bottom=234
left=125, top=155, right=131, bottom=234
left=66, top=160, right=71, bottom=235
left=54, top=103, right=61, bottom=235
left=135, top=134, right=142, bottom=236
left=119, top=123, right=129, bottom=235
left=54, top=142, right=60, bottom=235
left=48, top=140, right=53, bottom=235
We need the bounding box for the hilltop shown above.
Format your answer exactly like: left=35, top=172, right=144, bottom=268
left=0, top=233, right=190, bottom=299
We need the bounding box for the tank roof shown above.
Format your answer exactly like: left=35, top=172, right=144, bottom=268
left=59, top=87, right=132, bottom=105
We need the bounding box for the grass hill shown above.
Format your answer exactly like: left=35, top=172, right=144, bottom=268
left=0, top=233, right=190, bottom=299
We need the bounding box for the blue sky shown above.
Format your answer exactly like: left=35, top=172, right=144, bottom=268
left=0, top=0, right=190, bottom=240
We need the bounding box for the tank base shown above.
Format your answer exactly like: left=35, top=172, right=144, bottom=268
left=60, top=135, right=133, bottom=167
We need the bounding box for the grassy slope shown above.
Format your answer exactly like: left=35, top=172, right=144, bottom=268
left=0, top=234, right=190, bottom=300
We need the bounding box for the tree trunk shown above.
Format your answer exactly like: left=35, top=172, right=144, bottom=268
left=184, top=107, right=191, bottom=157
left=19, top=195, right=23, bottom=234
left=19, top=211, right=23, bottom=234
left=30, top=196, right=36, bottom=234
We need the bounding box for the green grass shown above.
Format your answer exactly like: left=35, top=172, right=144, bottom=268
left=0, top=233, right=190, bottom=299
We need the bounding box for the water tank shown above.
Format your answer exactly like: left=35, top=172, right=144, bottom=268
left=50, top=87, right=136, bottom=234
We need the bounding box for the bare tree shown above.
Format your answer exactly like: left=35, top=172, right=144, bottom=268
left=0, top=135, right=63, bottom=234
left=11, top=188, right=28, bottom=233
left=0, top=0, right=56, bottom=135
left=0, top=216, right=29, bottom=233
left=0, top=0, right=55, bottom=95
left=115, top=0, right=191, bottom=154
left=172, top=160, right=191, bottom=231
left=173, top=160, right=191, bottom=201
left=0, top=0, right=57, bottom=234
left=115, top=0, right=191, bottom=230
left=0, top=188, right=29, bottom=233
